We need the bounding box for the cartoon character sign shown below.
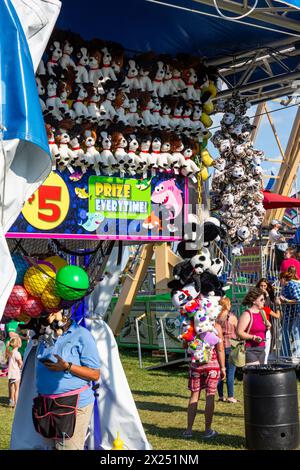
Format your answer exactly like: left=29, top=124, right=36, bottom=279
left=151, top=178, right=183, bottom=233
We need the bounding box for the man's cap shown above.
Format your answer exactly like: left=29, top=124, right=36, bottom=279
left=271, top=219, right=282, bottom=226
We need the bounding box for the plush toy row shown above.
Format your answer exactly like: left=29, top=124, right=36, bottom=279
left=40, top=30, right=220, bottom=102
left=37, top=30, right=220, bottom=176
left=47, top=121, right=214, bottom=182
left=210, top=94, right=266, bottom=253
left=39, top=75, right=216, bottom=141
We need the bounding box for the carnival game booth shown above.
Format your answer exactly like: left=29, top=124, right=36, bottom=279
left=2, top=0, right=300, bottom=451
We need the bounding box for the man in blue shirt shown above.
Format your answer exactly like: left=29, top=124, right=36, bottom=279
left=36, top=310, right=100, bottom=450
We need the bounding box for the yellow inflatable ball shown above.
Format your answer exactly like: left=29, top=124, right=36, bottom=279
left=200, top=166, right=209, bottom=181
left=41, top=282, right=61, bottom=310
left=200, top=113, right=213, bottom=128
left=45, top=256, right=67, bottom=272
left=201, top=149, right=214, bottom=167
left=23, top=261, right=56, bottom=298
left=203, top=99, right=214, bottom=115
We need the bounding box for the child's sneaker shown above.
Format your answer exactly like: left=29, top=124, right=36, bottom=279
left=9, top=399, right=15, bottom=407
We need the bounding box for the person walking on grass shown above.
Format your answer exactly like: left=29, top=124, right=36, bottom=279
left=6, top=337, right=22, bottom=408
left=183, top=322, right=226, bottom=439
left=216, top=297, right=239, bottom=403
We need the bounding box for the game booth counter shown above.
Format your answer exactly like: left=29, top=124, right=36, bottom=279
left=2, top=0, right=300, bottom=452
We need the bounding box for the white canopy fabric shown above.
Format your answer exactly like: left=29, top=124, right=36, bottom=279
left=0, top=0, right=61, bottom=319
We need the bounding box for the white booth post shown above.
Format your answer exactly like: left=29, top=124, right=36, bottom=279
left=85, top=244, right=152, bottom=450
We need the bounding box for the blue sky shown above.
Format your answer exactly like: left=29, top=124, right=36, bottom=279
left=207, top=101, right=299, bottom=191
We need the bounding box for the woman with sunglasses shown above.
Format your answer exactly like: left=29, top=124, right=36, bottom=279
left=237, top=288, right=272, bottom=365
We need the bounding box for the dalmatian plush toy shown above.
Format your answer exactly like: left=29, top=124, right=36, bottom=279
left=211, top=93, right=266, bottom=252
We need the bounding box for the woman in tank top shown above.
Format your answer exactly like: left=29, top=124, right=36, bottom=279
left=237, top=288, right=271, bottom=365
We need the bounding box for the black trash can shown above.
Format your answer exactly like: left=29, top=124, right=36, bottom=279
left=243, top=364, right=300, bottom=450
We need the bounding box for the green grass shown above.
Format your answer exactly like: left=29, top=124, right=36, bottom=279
left=0, top=350, right=299, bottom=450
left=121, top=350, right=246, bottom=450
left=0, top=378, right=14, bottom=450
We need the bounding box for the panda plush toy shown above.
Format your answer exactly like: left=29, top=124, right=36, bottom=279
left=171, top=283, right=200, bottom=308
left=182, top=214, right=224, bottom=249
left=168, top=258, right=201, bottom=292
left=190, top=248, right=212, bottom=274
left=199, top=271, right=225, bottom=297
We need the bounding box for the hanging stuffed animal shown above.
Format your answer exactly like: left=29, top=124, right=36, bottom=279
left=139, top=92, right=156, bottom=128
left=45, top=123, right=60, bottom=170
left=46, top=78, right=64, bottom=121
left=69, top=132, right=86, bottom=173
left=57, top=79, right=75, bottom=120
left=59, top=39, right=76, bottom=70
left=114, top=89, right=130, bottom=126
left=86, top=85, right=102, bottom=121
left=55, top=130, right=76, bottom=173
left=138, top=133, right=152, bottom=179
left=101, top=46, right=117, bottom=82
left=170, top=134, right=186, bottom=174
left=89, top=49, right=105, bottom=88
left=111, top=130, right=128, bottom=177
left=150, top=60, right=166, bottom=98
left=71, top=84, right=90, bottom=120
left=180, top=139, right=200, bottom=183
left=137, top=53, right=154, bottom=92
left=126, top=133, right=140, bottom=176
left=83, top=130, right=101, bottom=175
left=159, top=132, right=172, bottom=172
left=75, top=46, right=89, bottom=83
left=47, top=40, right=63, bottom=77
left=100, top=81, right=118, bottom=122
left=36, top=76, right=48, bottom=115
left=126, top=92, right=144, bottom=127
left=99, top=131, right=117, bottom=175
left=122, top=59, right=140, bottom=90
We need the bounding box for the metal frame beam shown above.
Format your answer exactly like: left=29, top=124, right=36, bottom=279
left=206, top=36, right=299, bottom=67
left=214, top=70, right=300, bottom=103
left=265, top=108, right=300, bottom=224
left=192, top=0, right=300, bottom=33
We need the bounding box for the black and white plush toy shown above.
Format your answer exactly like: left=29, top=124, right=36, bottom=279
left=183, top=213, right=224, bottom=247
left=211, top=92, right=266, bottom=253
left=171, top=283, right=200, bottom=308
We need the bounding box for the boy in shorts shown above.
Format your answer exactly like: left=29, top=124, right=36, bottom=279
left=183, top=322, right=226, bottom=439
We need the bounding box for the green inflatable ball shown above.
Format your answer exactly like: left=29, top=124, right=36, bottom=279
left=55, top=265, right=90, bottom=301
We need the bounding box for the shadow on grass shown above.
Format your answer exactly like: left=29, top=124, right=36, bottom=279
left=144, top=423, right=246, bottom=449
left=0, top=397, right=9, bottom=406
left=136, top=400, right=243, bottom=418
left=132, top=390, right=189, bottom=400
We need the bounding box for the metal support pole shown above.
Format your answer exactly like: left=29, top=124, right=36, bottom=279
left=159, top=318, right=168, bottom=364
left=136, top=313, right=146, bottom=369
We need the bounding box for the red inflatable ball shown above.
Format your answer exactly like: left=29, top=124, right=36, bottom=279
left=3, top=303, right=21, bottom=319
left=21, top=296, right=43, bottom=318
left=7, top=285, right=28, bottom=308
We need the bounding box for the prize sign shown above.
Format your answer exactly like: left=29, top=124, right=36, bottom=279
left=89, top=176, right=151, bottom=220
left=7, top=170, right=187, bottom=241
